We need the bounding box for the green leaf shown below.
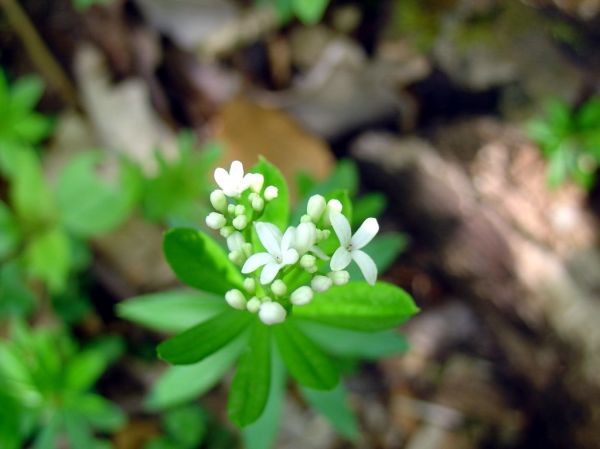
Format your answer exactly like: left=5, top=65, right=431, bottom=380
left=57, top=151, right=140, bottom=237
left=65, top=337, right=124, bottom=392
left=318, top=189, right=353, bottom=255
left=24, top=227, right=71, bottom=292
left=228, top=323, right=271, bottom=427
left=117, top=289, right=228, bottom=333
left=547, top=145, right=570, bottom=188
left=75, top=394, right=126, bottom=432
left=164, top=405, right=207, bottom=448
left=352, top=193, right=387, bottom=227
left=577, top=98, right=600, bottom=130
left=292, top=0, right=329, bottom=25
left=274, top=320, right=338, bottom=390
left=252, top=158, right=289, bottom=230
left=32, top=413, right=60, bottom=449
left=0, top=201, right=21, bottom=260
left=0, top=389, right=23, bottom=449
left=242, top=346, right=286, bottom=449
left=0, top=263, right=36, bottom=318
left=296, top=320, right=409, bottom=359
left=301, top=382, right=359, bottom=440
left=158, top=310, right=253, bottom=365
left=10, top=76, right=44, bottom=112
left=12, top=113, right=51, bottom=143
left=146, top=334, right=247, bottom=410
left=163, top=228, right=244, bottom=295
left=9, top=147, right=53, bottom=223
left=292, top=159, right=358, bottom=223
left=346, top=232, right=408, bottom=281
left=294, top=281, right=419, bottom=331
left=64, top=411, right=95, bottom=448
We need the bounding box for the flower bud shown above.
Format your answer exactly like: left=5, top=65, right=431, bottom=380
left=311, top=275, right=332, bottom=293
left=246, top=297, right=261, bottom=313
left=291, top=286, right=313, bottom=305
left=228, top=250, right=243, bottom=266
left=249, top=173, right=265, bottom=192
left=316, top=229, right=331, bottom=241
left=271, top=280, right=287, bottom=296
left=210, top=189, right=227, bottom=212
left=292, top=222, right=317, bottom=255
left=258, top=302, right=286, bottom=325
left=206, top=212, right=226, bottom=230
left=264, top=186, right=278, bottom=201
left=327, top=199, right=343, bottom=214
left=243, top=243, right=253, bottom=257
left=225, top=289, right=246, bottom=310
left=300, top=214, right=312, bottom=223
left=234, top=204, right=246, bottom=216
left=220, top=226, right=234, bottom=238
left=233, top=215, right=248, bottom=230
left=251, top=196, right=264, bottom=211
left=300, top=254, right=316, bottom=270
left=307, top=194, right=326, bottom=221
left=243, top=278, right=256, bottom=294
left=227, top=232, right=244, bottom=252
left=328, top=270, right=350, bottom=286
left=228, top=204, right=236, bottom=215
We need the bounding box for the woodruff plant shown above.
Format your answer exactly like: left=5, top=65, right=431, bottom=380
left=122, top=158, right=418, bottom=441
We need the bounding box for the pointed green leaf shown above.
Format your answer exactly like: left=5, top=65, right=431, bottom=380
left=292, top=0, right=329, bottom=24
left=117, top=289, right=228, bottom=333
left=242, top=346, right=286, bottom=449
left=158, top=311, right=253, bottom=365
left=228, top=323, right=271, bottom=427
left=294, top=282, right=419, bottom=331
left=301, top=382, right=359, bottom=440
left=251, top=158, right=289, bottom=230
left=295, top=320, right=409, bottom=359
left=274, top=320, right=338, bottom=390
left=147, top=334, right=247, bottom=410
left=163, top=228, right=244, bottom=295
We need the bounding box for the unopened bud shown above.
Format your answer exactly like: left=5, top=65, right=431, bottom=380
left=220, top=226, right=234, bottom=238
left=206, top=212, right=226, bottom=230
left=300, top=254, right=316, bottom=269
left=249, top=173, right=265, bottom=192
left=225, top=289, right=246, bottom=310
left=247, top=297, right=261, bottom=313
left=234, top=204, right=246, bottom=216
left=291, top=286, right=313, bottom=305
left=258, top=302, right=286, bottom=325
left=307, top=195, right=326, bottom=221
left=251, top=196, right=264, bottom=211
left=210, top=189, right=227, bottom=212
left=311, top=275, right=332, bottom=293
left=233, top=215, right=248, bottom=230
left=243, top=278, right=256, bottom=294
left=264, top=186, right=278, bottom=201
left=271, top=280, right=287, bottom=296
left=328, top=270, right=350, bottom=286
left=228, top=204, right=236, bottom=215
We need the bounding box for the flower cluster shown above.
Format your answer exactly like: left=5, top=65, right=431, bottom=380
left=206, top=161, right=379, bottom=326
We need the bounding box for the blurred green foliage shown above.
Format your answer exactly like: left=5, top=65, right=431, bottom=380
left=0, top=322, right=125, bottom=449
left=528, top=97, right=600, bottom=190
left=257, top=0, right=330, bottom=25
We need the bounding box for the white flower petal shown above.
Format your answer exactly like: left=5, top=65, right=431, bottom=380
left=351, top=217, right=379, bottom=249
left=241, top=252, right=273, bottom=273
left=230, top=160, right=244, bottom=182
left=281, top=227, right=296, bottom=253
left=352, top=249, right=377, bottom=285
left=282, top=248, right=299, bottom=265
left=227, top=232, right=245, bottom=252
left=330, top=212, right=352, bottom=246
left=260, top=262, right=281, bottom=284
left=330, top=247, right=352, bottom=271
left=255, top=222, right=282, bottom=255
left=214, top=167, right=230, bottom=191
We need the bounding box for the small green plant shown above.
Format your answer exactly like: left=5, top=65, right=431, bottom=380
left=528, top=97, right=600, bottom=190
left=0, top=70, right=52, bottom=177
left=119, top=158, right=418, bottom=448
left=0, top=322, right=125, bottom=449
left=142, top=132, right=221, bottom=226
left=71, top=0, right=114, bottom=11
left=257, top=0, right=330, bottom=25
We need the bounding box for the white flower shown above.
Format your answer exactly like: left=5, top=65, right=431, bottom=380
left=248, top=173, right=265, bottom=192
left=214, top=160, right=252, bottom=198
left=264, top=186, right=278, bottom=201
left=311, top=275, right=332, bottom=292
left=225, top=289, right=246, bottom=310
left=241, top=223, right=299, bottom=284
left=329, top=212, right=379, bottom=285
left=206, top=212, right=226, bottom=230
left=259, top=302, right=286, bottom=325
left=290, top=286, right=313, bottom=305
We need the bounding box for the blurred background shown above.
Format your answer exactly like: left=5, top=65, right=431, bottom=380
left=1, top=0, right=600, bottom=448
